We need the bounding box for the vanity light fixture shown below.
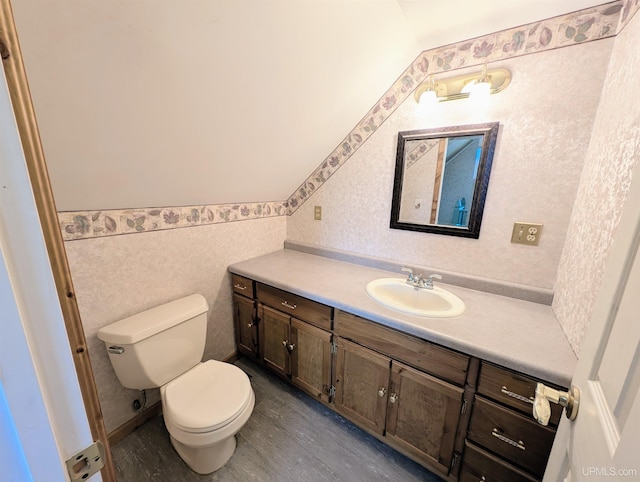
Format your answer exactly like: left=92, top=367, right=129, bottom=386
left=417, top=74, right=438, bottom=108
left=414, top=66, right=511, bottom=104
left=466, top=64, right=492, bottom=99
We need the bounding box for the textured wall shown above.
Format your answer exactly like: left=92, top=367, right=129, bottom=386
left=56, top=3, right=640, bottom=435
left=287, top=40, right=613, bottom=289
left=65, top=216, right=286, bottom=432
left=553, top=11, right=640, bottom=356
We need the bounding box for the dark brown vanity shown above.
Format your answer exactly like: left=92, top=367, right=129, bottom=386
left=231, top=268, right=568, bottom=481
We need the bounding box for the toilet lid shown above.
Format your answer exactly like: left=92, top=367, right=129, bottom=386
left=163, top=360, right=252, bottom=433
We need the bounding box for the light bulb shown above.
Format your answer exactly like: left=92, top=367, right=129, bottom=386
left=419, top=89, right=438, bottom=107
left=470, top=80, right=491, bottom=99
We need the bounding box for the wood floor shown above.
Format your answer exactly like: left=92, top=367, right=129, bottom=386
left=111, top=357, right=444, bottom=481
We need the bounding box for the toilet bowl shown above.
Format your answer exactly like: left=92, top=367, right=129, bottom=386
left=97, top=294, right=255, bottom=474
left=160, top=360, right=255, bottom=474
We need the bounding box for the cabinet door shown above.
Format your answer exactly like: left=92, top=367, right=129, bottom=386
left=334, top=338, right=390, bottom=436
left=290, top=318, right=332, bottom=403
left=259, top=304, right=291, bottom=377
left=385, top=361, right=464, bottom=475
left=233, top=293, right=258, bottom=359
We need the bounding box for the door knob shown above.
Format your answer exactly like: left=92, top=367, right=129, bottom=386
left=533, top=382, right=580, bottom=426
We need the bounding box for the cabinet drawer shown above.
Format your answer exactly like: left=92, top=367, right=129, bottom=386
left=477, top=362, right=563, bottom=426
left=335, top=310, right=469, bottom=386
left=467, top=396, right=555, bottom=479
left=257, top=283, right=332, bottom=331
left=460, top=441, right=537, bottom=482
left=231, top=274, right=255, bottom=298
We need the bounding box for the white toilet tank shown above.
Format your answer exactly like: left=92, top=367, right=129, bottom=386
left=97, top=294, right=209, bottom=389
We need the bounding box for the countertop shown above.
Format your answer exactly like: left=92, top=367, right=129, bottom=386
left=229, top=249, right=576, bottom=387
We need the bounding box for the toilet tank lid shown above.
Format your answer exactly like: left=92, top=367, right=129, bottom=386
left=97, top=294, right=208, bottom=345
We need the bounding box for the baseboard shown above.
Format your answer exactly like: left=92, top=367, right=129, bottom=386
left=223, top=350, right=240, bottom=363
left=108, top=351, right=239, bottom=446
left=108, top=400, right=163, bottom=446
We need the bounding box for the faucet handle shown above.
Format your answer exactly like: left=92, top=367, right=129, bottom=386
left=423, top=273, right=442, bottom=289
left=401, top=267, right=415, bottom=281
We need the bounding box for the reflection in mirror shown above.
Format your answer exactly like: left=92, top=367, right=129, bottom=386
left=390, top=123, right=499, bottom=238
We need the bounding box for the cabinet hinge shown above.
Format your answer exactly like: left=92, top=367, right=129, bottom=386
left=461, top=398, right=467, bottom=415
left=450, top=452, right=460, bottom=471
left=65, top=441, right=105, bottom=481
left=330, top=341, right=338, bottom=354
left=329, top=385, right=336, bottom=397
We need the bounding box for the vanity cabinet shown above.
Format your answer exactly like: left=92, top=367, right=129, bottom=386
left=290, top=318, right=333, bottom=403
left=385, top=361, right=465, bottom=474
left=259, top=305, right=291, bottom=376
left=230, top=274, right=567, bottom=481
left=334, top=338, right=390, bottom=435
left=257, top=283, right=334, bottom=403
left=232, top=275, right=259, bottom=360
left=461, top=362, right=562, bottom=481
left=459, top=441, right=537, bottom=482
left=334, top=311, right=468, bottom=476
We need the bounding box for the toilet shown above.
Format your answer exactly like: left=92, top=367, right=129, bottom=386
left=97, top=294, right=255, bottom=474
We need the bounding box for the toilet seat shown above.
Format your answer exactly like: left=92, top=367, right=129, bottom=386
left=163, top=360, right=252, bottom=434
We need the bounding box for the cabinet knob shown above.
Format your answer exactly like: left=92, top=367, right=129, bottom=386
left=389, top=393, right=398, bottom=404
left=247, top=322, right=254, bottom=328
left=282, top=340, right=287, bottom=346
left=287, top=343, right=296, bottom=352
left=378, top=387, right=387, bottom=397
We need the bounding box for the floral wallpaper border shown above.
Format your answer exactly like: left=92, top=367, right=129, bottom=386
left=59, top=0, right=638, bottom=241
left=58, top=202, right=288, bottom=240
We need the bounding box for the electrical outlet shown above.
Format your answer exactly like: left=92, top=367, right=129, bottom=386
left=511, top=222, right=543, bottom=246
left=314, top=206, right=322, bottom=221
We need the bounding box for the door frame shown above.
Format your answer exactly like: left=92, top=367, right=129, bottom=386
left=0, top=2, right=116, bottom=479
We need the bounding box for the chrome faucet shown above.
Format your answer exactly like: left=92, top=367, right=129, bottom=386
left=422, top=274, right=442, bottom=290
left=401, top=268, right=442, bottom=290
left=401, top=267, right=416, bottom=283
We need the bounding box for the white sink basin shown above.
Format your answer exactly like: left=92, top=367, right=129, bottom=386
left=365, top=278, right=465, bottom=318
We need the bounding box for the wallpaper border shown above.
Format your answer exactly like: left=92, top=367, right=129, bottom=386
left=58, top=202, right=288, bottom=240
left=58, top=0, right=638, bottom=241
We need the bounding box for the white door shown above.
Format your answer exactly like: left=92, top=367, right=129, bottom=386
left=0, top=59, right=99, bottom=480
left=544, top=165, right=640, bottom=480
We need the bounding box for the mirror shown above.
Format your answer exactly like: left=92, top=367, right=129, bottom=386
left=390, top=122, right=499, bottom=238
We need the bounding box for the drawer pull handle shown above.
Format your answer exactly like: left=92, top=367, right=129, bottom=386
left=281, top=301, right=297, bottom=310
left=491, top=428, right=525, bottom=451
left=501, top=386, right=534, bottom=405
left=234, top=283, right=247, bottom=291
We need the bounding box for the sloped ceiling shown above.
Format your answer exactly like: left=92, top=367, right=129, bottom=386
left=12, top=0, right=605, bottom=211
